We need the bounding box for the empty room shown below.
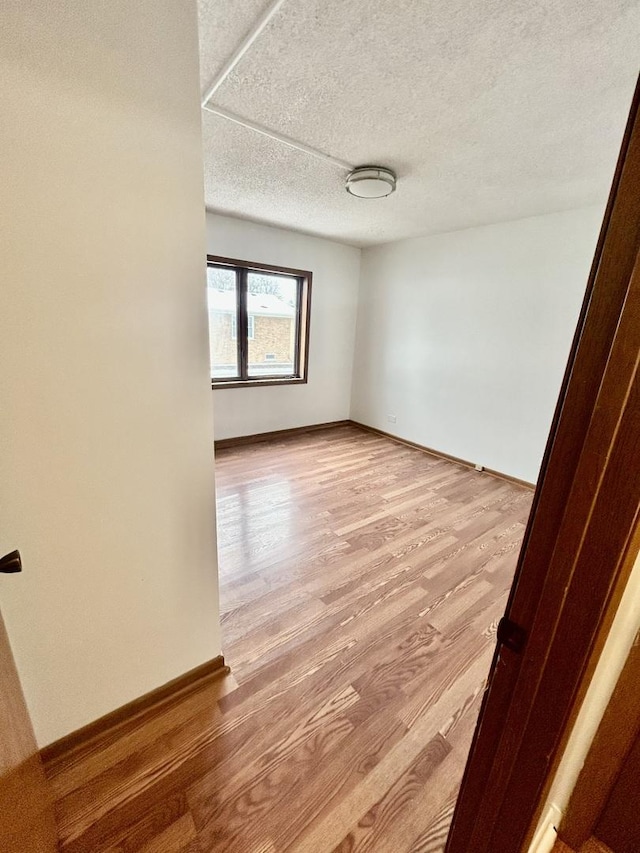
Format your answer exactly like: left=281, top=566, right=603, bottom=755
left=2, top=2, right=640, bottom=853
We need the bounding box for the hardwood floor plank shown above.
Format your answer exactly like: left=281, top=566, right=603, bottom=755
left=134, top=813, right=197, bottom=853
left=46, top=426, right=532, bottom=853
left=377, top=691, right=484, bottom=853
left=330, top=733, right=453, bottom=852
left=289, top=652, right=492, bottom=853
left=84, top=793, right=190, bottom=853
left=407, top=795, right=457, bottom=853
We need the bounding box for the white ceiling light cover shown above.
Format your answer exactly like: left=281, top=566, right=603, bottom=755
left=346, top=166, right=397, bottom=198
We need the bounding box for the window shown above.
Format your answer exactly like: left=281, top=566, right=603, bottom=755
left=230, top=315, right=255, bottom=340
left=207, top=256, right=311, bottom=387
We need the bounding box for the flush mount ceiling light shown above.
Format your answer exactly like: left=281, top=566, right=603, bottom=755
left=346, top=166, right=397, bottom=198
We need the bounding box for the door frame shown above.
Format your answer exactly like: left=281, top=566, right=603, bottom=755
left=560, top=627, right=640, bottom=849
left=0, top=604, right=59, bottom=852
left=446, top=75, right=640, bottom=853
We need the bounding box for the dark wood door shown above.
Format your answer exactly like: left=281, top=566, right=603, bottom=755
left=446, top=76, right=640, bottom=853
left=596, top=723, right=640, bottom=853
left=0, top=602, right=58, bottom=852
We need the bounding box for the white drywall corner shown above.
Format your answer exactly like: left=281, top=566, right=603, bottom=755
left=351, top=206, right=605, bottom=484
left=0, top=0, right=221, bottom=745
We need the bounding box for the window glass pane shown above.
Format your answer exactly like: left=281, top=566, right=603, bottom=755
left=247, top=273, right=299, bottom=377
left=207, top=267, right=239, bottom=380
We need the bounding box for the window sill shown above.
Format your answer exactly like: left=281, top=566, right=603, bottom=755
left=211, top=377, right=308, bottom=390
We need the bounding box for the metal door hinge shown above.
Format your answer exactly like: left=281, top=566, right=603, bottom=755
left=497, top=616, right=527, bottom=654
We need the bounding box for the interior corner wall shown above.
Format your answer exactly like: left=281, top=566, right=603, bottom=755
left=0, top=1, right=221, bottom=746
left=206, top=214, right=361, bottom=440
left=350, top=206, right=605, bottom=484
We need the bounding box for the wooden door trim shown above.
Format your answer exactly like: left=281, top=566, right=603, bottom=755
left=560, top=628, right=640, bottom=849
left=446, top=75, right=640, bottom=853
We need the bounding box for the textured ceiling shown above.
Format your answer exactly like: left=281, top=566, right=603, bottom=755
left=198, top=0, right=640, bottom=247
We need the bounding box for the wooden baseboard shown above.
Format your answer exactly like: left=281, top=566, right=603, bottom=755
left=41, top=655, right=229, bottom=769
left=214, top=418, right=535, bottom=490
left=349, top=420, right=536, bottom=491
left=214, top=420, right=351, bottom=450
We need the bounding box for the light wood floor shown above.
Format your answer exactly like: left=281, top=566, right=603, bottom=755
left=46, top=425, right=533, bottom=852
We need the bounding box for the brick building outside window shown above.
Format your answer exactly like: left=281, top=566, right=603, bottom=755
left=208, top=289, right=296, bottom=378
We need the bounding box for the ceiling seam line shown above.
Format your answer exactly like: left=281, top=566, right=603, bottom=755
left=201, top=0, right=290, bottom=108
left=202, top=103, right=354, bottom=171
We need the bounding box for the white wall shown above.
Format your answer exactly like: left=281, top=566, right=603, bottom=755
left=206, top=214, right=361, bottom=439
left=351, top=207, right=604, bottom=483
left=0, top=1, right=221, bottom=746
